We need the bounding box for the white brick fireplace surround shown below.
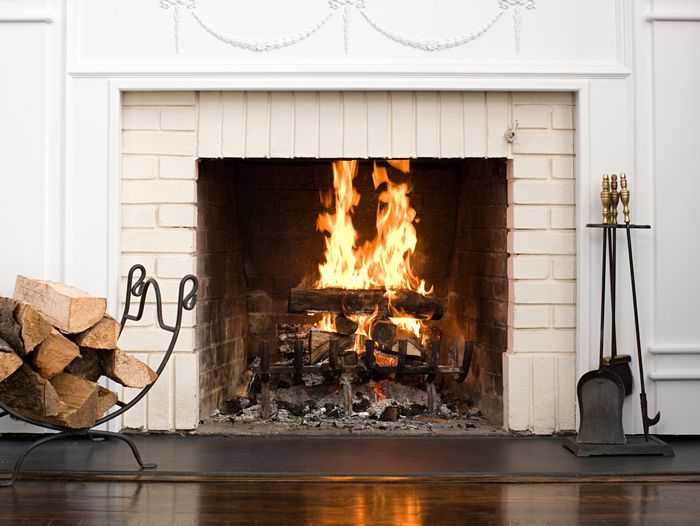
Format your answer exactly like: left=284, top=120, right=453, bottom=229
left=119, top=91, right=576, bottom=433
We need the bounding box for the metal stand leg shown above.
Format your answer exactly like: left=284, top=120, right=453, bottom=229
left=88, top=431, right=157, bottom=469
left=0, top=432, right=73, bottom=487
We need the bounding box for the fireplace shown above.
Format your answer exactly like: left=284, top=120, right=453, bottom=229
left=119, top=90, right=576, bottom=434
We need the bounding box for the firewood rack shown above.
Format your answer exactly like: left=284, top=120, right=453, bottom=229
left=0, top=264, right=198, bottom=486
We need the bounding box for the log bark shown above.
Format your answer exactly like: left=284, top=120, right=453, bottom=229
left=33, top=329, right=81, bottom=379
left=0, top=338, right=23, bottom=383
left=95, top=385, right=118, bottom=420
left=98, top=349, right=157, bottom=388
left=72, top=315, right=120, bottom=350
left=14, top=275, right=106, bottom=333
left=289, top=288, right=443, bottom=320
left=14, top=301, right=53, bottom=354
left=49, top=373, right=99, bottom=429
left=370, top=320, right=397, bottom=349
left=308, top=329, right=354, bottom=363
left=0, top=297, right=23, bottom=354
left=334, top=315, right=359, bottom=336
left=65, top=347, right=103, bottom=382
left=0, top=364, right=65, bottom=417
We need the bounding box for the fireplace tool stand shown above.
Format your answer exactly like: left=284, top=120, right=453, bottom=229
left=0, top=264, right=198, bottom=486
left=565, top=174, right=672, bottom=457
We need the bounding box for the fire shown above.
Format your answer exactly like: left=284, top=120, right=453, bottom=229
left=317, top=313, right=336, bottom=332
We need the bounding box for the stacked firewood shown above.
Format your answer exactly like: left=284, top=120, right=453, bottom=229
left=0, top=276, right=156, bottom=429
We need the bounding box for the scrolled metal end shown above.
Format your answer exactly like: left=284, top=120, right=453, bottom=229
left=179, top=274, right=198, bottom=311
left=126, top=264, right=147, bottom=297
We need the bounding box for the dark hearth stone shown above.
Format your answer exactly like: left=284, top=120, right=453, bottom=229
left=400, top=403, right=426, bottom=417
left=380, top=406, right=400, bottom=422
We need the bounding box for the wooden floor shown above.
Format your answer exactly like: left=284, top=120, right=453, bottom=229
left=1, top=480, right=700, bottom=525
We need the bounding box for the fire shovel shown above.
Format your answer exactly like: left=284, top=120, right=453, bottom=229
left=620, top=174, right=661, bottom=439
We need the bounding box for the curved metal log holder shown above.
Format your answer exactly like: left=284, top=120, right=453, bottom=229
left=256, top=338, right=473, bottom=417
left=0, top=264, right=198, bottom=486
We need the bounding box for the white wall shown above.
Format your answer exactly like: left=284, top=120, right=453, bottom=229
left=0, top=0, right=697, bottom=433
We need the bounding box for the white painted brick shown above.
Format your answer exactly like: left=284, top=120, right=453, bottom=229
left=122, top=205, right=157, bottom=228
left=503, top=353, right=531, bottom=431
left=552, top=255, right=576, bottom=279
left=175, top=353, right=199, bottom=429
left=158, top=255, right=196, bottom=278
left=513, top=105, right=551, bottom=129
left=511, top=256, right=550, bottom=279
left=512, top=156, right=550, bottom=179
left=512, top=92, right=573, bottom=105
left=550, top=206, right=575, bottom=229
left=556, top=355, right=577, bottom=431
left=123, top=107, right=160, bottom=130
left=122, top=131, right=196, bottom=156
left=512, top=231, right=576, bottom=255
left=512, top=180, right=574, bottom=205
left=552, top=156, right=575, bottom=179
left=161, top=107, right=197, bottom=131
left=159, top=204, right=197, bottom=227
left=147, top=353, right=172, bottom=430
left=513, top=129, right=575, bottom=155
left=513, top=305, right=551, bottom=328
left=554, top=306, right=576, bottom=328
left=552, top=106, right=574, bottom=130
left=119, top=326, right=195, bottom=352
left=532, top=356, right=556, bottom=433
left=119, top=302, right=195, bottom=328
left=513, top=282, right=576, bottom=304
left=121, top=255, right=156, bottom=277
left=198, top=92, right=223, bottom=158
left=121, top=352, right=149, bottom=429
left=513, top=329, right=576, bottom=353
left=160, top=156, right=197, bottom=180
left=122, top=155, right=158, bottom=180
left=122, top=180, right=196, bottom=204
left=513, top=206, right=549, bottom=229
left=122, top=229, right=195, bottom=253
left=120, top=278, right=190, bottom=305
left=123, top=91, right=195, bottom=106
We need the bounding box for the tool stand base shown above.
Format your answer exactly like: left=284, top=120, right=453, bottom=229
left=564, top=435, right=674, bottom=457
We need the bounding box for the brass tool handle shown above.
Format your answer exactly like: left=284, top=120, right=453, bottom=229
left=610, top=174, right=619, bottom=225
left=601, top=174, right=611, bottom=225
left=620, top=173, right=630, bottom=224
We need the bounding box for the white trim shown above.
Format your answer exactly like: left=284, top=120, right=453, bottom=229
left=0, top=12, right=53, bottom=23
left=650, top=372, right=700, bottom=381
left=649, top=345, right=700, bottom=355
left=646, top=11, right=700, bottom=22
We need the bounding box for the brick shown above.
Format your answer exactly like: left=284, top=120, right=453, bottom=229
left=158, top=255, right=196, bottom=278
left=513, top=282, right=576, bottom=304
left=159, top=204, right=197, bottom=227
left=119, top=326, right=194, bottom=352
left=122, top=155, right=158, bottom=180
left=532, top=356, right=556, bottom=433
left=160, top=156, right=197, bottom=180
left=554, top=306, right=576, bottom=328
left=123, top=107, right=160, bottom=130
left=175, top=353, right=199, bottom=429
left=122, top=131, right=196, bottom=156
left=513, top=305, right=551, bottom=328
left=512, top=231, right=576, bottom=255
left=121, top=254, right=156, bottom=277
left=122, top=205, right=157, bottom=228
left=512, top=105, right=551, bottom=129
left=556, top=354, right=577, bottom=431
left=512, top=92, right=573, bottom=105
left=504, top=353, right=531, bottom=431
left=512, top=180, right=574, bottom=205
left=552, top=156, right=574, bottom=179
left=512, top=156, right=550, bottom=179
left=147, top=354, right=172, bottom=430
left=123, top=91, right=195, bottom=106
left=161, top=107, right=197, bottom=131
left=552, top=256, right=576, bottom=279
left=511, top=255, right=549, bottom=279
left=512, top=206, right=548, bottom=229
left=512, top=329, right=575, bottom=353
left=122, top=180, right=196, bottom=204
left=550, top=207, right=575, bottom=229
left=122, top=229, right=195, bottom=253
left=513, top=129, right=575, bottom=155
left=552, top=106, right=574, bottom=130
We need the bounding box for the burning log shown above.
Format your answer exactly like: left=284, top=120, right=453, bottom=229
left=334, top=315, right=359, bottom=336
left=370, top=320, right=396, bottom=349
left=308, top=328, right=354, bottom=364
left=289, top=288, right=443, bottom=320
left=277, top=323, right=311, bottom=355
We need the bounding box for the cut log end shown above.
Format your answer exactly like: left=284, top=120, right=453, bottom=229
left=99, top=349, right=157, bottom=388
left=14, top=302, right=53, bottom=354
left=33, top=329, right=81, bottom=379
left=73, top=315, right=120, bottom=350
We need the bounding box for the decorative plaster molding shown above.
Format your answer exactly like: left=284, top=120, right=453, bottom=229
left=160, top=0, right=536, bottom=55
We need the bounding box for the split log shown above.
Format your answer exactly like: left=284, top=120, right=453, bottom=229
left=0, top=338, right=23, bottom=383
left=33, top=329, right=81, bottom=379
left=289, top=288, right=443, bottom=320
left=14, top=302, right=52, bottom=354
left=0, top=298, right=23, bottom=354
left=72, top=315, right=120, bottom=350
left=65, top=347, right=103, bottom=382
left=308, top=328, right=354, bottom=363
left=14, top=275, right=107, bottom=333
left=277, top=323, right=311, bottom=355
left=95, top=385, right=118, bottom=419
left=0, top=364, right=65, bottom=417
left=370, top=320, right=397, bottom=349
left=98, top=349, right=157, bottom=388
left=49, top=373, right=99, bottom=429
left=392, top=331, right=425, bottom=359
left=334, top=315, right=359, bottom=336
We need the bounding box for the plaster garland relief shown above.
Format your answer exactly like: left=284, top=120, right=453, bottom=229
left=159, top=0, right=536, bottom=55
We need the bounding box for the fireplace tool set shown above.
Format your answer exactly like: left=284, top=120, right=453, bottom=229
left=565, top=174, right=673, bottom=457
left=0, top=265, right=198, bottom=486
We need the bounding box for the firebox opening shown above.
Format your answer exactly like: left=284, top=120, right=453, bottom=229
left=196, top=157, right=508, bottom=431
